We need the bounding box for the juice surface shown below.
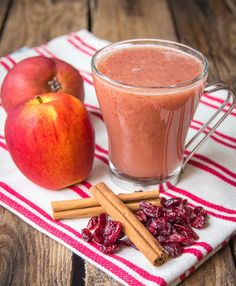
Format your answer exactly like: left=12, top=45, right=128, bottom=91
left=98, top=46, right=203, bottom=87
left=94, top=45, right=206, bottom=179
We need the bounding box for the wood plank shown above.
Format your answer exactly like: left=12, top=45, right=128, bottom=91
left=168, top=1, right=236, bottom=280
left=0, top=0, right=11, bottom=36
left=230, top=236, right=236, bottom=265
left=0, top=207, right=73, bottom=286
left=0, top=0, right=88, bottom=56
left=0, top=0, right=88, bottom=285
left=84, top=244, right=236, bottom=286
left=89, top=0, right=176, bottom=41
left=89, top=1, right=236, bottom=285
left=181, top=244, right=236, bottom=286
left=87, top=1, right=175, bottom=284
left=85, top=262, right=122, bottom=286
left=169, top=0, right=236, bottom=88
left=1, top=1, right=235, bottom=285
left=170, top=0, right=236, bottom=280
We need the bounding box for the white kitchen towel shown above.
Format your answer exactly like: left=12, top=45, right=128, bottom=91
left=0, top=30, right=235, bottom=286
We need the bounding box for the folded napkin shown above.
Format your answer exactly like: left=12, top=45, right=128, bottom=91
left=0, top=30, right=235, bottom=286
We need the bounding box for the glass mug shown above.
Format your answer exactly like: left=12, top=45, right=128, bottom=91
left=91, top=40, right=235, bottom=188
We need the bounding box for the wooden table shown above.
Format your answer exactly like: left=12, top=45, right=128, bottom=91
left=0, top=1, right=235, bottom=285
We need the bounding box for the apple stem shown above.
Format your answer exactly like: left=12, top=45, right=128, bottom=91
left=36, top=96, right=43, bottom=104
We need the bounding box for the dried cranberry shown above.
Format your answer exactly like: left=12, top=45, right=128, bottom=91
left=177, top=204, right=188, bottom=216
left=135, top=209, right=147, bottom=223
left=139, top=201, right=157, bottom=217
left=81, top=195, right=208, bottom=259
left=156, top=236, right=168, bottom=244
left=193, top=206, right=207, bottom=217
left=171, top=224, right=199, bottom=245
left=162, top=197, right=182, bottom=208
left=118, top=230, right=125, bottom=239
left=177, top=204, right=191, bottom=224
left=97, top=213, right=107, bottom=229
left=160, top=197, right=167, bottom=206
left=93, top=228, right=104, bottom=244
left=168, top=232, right=195, bottom=246
left=165, top=209, right=184, bottom=224
left=147, top=217, right=171, bottom=237
left=182, top=199, right=188, bottom=206
left=100, top=244, right=120, bottom=254
left=191, top=215, right=207, bottom=229
left=104, top=220, right=122, bottom=245
left=157, top=217, right=172, bottom=236
left=175, top=224, right=199, bottom=239
left=155, top=206, right=164, bottom=218
left=147, top=219, right=158, bottom=236
left=185, top=206, right=193, bottom=218
left=81, top=228, right=92, bottom=242
left=167, top=232, right=186, bottom=243
left=119, top=239, right=132, bottom=247
left=87, top=216, right=98, bottom=230
left=163, top=243, right=182, bottom=258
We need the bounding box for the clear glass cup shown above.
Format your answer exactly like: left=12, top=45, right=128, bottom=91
left=91, top=39, right=236, bottom=188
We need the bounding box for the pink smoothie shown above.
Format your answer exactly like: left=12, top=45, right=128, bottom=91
left=93, top=45, right=206, bottom=179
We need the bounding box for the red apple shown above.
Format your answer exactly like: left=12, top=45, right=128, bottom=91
left=1, top=56, right=84, bottom=113
left=5, top=92, right=94, bottom=190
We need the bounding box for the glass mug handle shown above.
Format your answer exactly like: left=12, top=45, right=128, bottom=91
left=182, top=81, right=236, bottom=169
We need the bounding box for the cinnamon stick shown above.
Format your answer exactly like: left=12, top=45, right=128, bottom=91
left=53, top=199, right=160, bottom=220
left=51, top=189, right=159, bottom=212
left=90, top=182, right=167, bottom=266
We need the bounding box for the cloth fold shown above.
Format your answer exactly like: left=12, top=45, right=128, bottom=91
left=0, top=30, right=235, bottom=286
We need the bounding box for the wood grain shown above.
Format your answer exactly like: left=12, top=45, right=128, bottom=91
left=230, top=236, right=236, bottom=265
left=89, top=0, right=176, bottom=41
left=181, top=244, right=236, bottom=286
left=169, top=0, right=236, bottom=88
left=0, top=207, right=73, bottom=286
left=167, top=1, right=236, bottom=284
left=0, top=0, right=88, bottom=285
left=0, top=0, right=11, bottom=38
left=86, top=2, right=176, bottom=281
left=85, top=262, right=121, bottom=286
left=0, top=0, right=88, bottom=56
left=0, top=0, right=235, bottom=285
left=89, top=1, right=236, bottom=285
left=84, top=244, right=236, bottom=286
